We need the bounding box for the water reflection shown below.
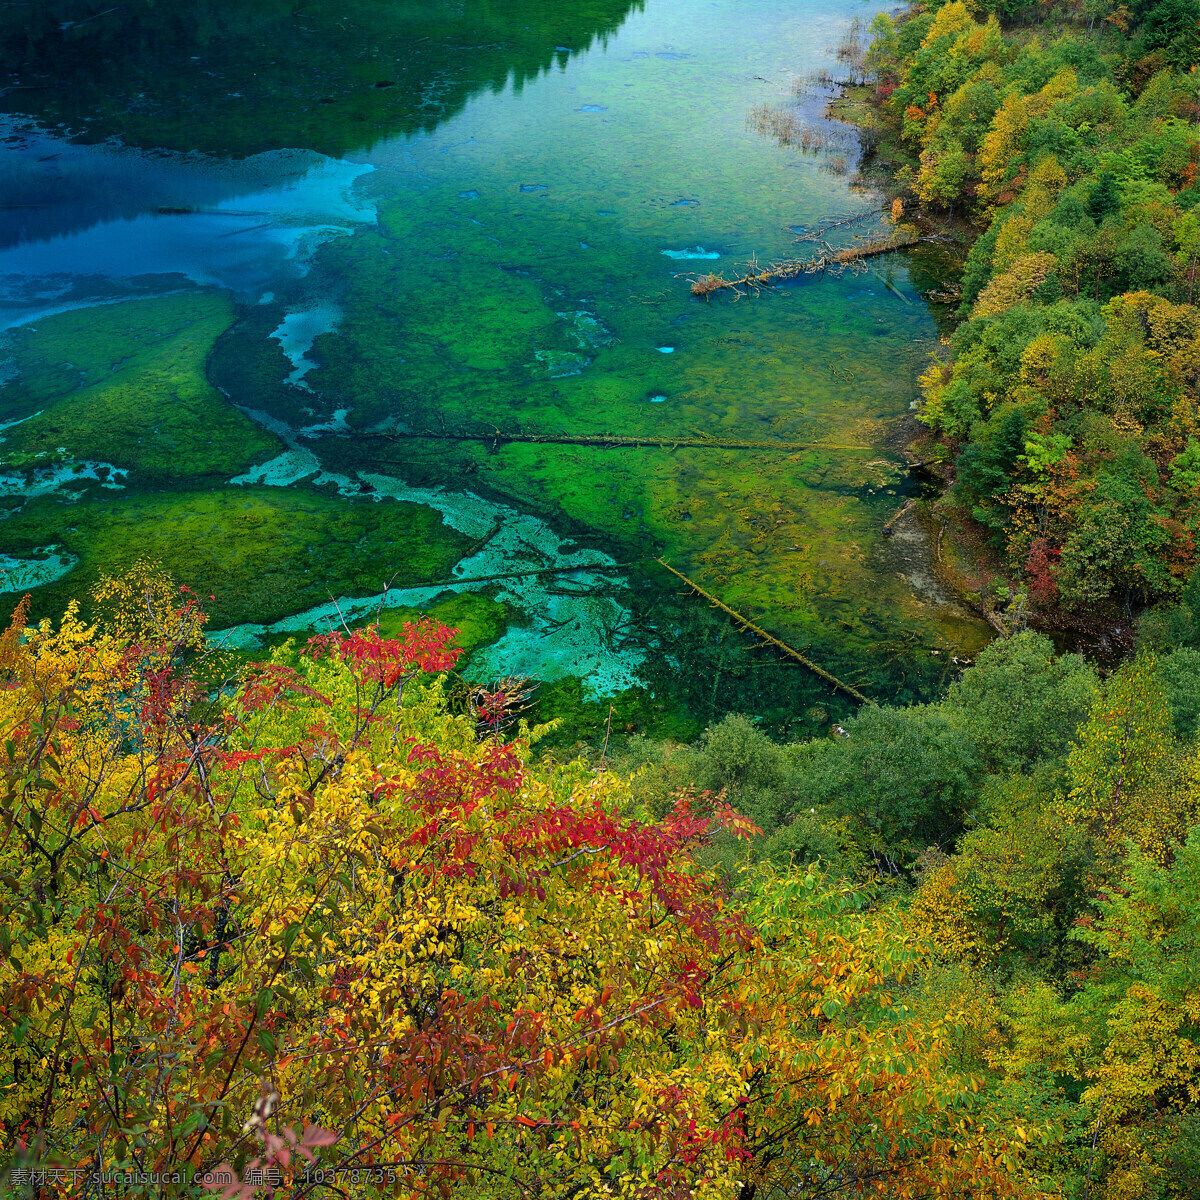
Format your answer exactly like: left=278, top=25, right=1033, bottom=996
left=0, top=0, right=642, bottom=156
left=0, top=135, right=375, bottom=325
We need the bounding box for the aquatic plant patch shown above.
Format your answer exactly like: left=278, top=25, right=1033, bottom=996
left=0, top=486, right=472, bottom=627
left=0, top=295, right=279, bottom=481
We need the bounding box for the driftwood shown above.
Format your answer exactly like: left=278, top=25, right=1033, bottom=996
left=790, top=208, right=883, bottom=241
left=687, top=230, right=919, bottom=299
left=364, top=430, right=871, bottom=453
left=655, top=559, right=875, bottom=705
left=414, top=560, right=645, bottom=591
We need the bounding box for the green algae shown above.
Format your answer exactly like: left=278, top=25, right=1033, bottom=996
left=0, top=547, right=79, bottom=594
left=0, top=296, right=278, bottom=481
left=300, top=239, right=571, bottom=429
left=0, top=296, right=214, bottom=415
left=375, top=593, right=513, bottom=661
left=0, top=486, right=472, bottom=628
left=207, top=305, right=331, bottom=436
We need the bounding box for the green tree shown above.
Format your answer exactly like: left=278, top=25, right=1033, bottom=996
left=918, top=137, right=972, bottom=209
left=1066, top=656, right=1185, bottom=862
left=1169, top=438, right=1200, bottom=494
left=1069, top=827, right=1200, bottom=1194
left=944, top=631, right=1099, bottom=773
left=1056, top=454, right=1173, bottom=609
left=1088, top=172, right=1122, bottom=223
left=1134, top=0, right=1200, bottom=65
left=864, top=11, right=901, bottom=86
left=618, top=713, right=804, bottom=830
left=785, top=705, right=981, bottom=871
left=949, top=783, right=1094, bottom=963
left=1157, top=647, right=1200, bottom=739
left=1173, top=211, right=1200, bottom=303
left=1113, top=224, right=1173, bottom=292
left=955, top=409, right=1028, bottom=540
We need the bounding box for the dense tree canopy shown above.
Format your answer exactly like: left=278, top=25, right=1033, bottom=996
left=0, top=573, right=1046, bottom=1198
left=868, top=0, right=1200, bottom=621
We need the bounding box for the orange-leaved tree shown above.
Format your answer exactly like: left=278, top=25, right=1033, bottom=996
left=0, top=570, right=1051, bottom=1198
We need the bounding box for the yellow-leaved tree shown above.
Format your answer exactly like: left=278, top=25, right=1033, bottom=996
left=1, top=569, right=1051, bottom=1198
left=1064, top=656, right=1198, bottom=865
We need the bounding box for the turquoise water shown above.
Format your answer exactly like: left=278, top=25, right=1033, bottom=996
left=0, top=0, right=989, bottom=740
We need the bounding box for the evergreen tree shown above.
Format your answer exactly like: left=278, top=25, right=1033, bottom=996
left=1087, top=172, right=1121, bottom=223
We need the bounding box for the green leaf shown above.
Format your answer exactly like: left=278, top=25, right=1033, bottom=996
left=180, top=1110, right=209, bottom=1137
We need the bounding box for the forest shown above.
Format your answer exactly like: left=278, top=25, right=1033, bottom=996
left=3, top=558, right=1199, bottom=1198
left=869, top=0, right=1200, bottom=627
left=2, top=0, right=1200, bottom=1196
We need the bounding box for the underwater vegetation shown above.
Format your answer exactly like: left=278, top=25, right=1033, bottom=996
left=0, top=0, right=994, bottom=735
left=212, top=457, right=649, bottom=698
left=0, top=486, right=472, bottom=628
left=200, top=137, right=993, bottom=716
left=0, top=295, right=278, bottom=482
left=291, top=208, right=989, bottom=668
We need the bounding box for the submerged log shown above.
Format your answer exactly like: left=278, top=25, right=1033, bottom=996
left=364, top=430, right=872, bottom=453
left=687, top=230, right=920, bottom=298
left=419, top=560, right=643, bottom=589
left=655, top=559, right=875, bottom=705
left=881, top=498, right=917, bottom=537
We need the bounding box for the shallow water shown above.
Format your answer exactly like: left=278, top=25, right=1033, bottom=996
left=0, top=0, right=989, bottom=738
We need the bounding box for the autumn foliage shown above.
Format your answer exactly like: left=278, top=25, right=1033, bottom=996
left=0, top=573, right=1047, bottom=1198
left=866, top=0, right=1200, bottom=618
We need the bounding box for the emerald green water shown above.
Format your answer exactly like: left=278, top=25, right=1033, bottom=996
left=0, top=0, right=989, bottom=740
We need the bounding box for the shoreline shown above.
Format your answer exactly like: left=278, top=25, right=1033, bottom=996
left=824, top=60, right=1140, bottom=658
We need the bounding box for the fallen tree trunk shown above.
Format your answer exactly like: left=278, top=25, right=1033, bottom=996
left=881, top=498, right=917, bottom=537
left=364, top=430, right=871, bottom=452
left=419, top=559, right=643, bottom=589
left=655, top=558, right=875, bottom=704
left=688, top=230, right=919, bottom=298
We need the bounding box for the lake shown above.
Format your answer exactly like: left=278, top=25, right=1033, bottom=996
left=0, top=0, right=989, bottom=741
